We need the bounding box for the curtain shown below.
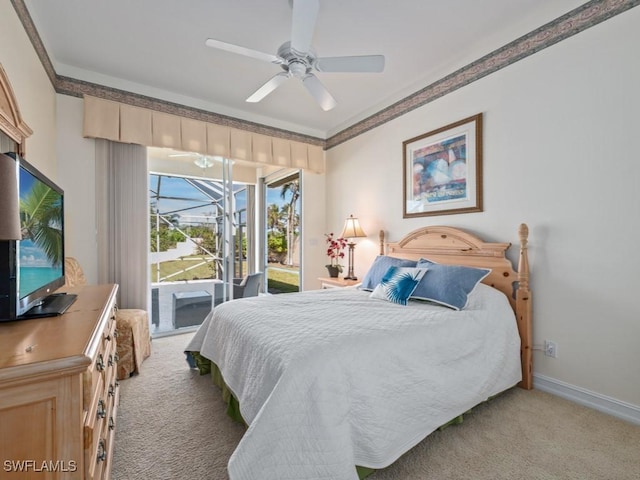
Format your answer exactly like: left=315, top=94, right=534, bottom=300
left=95, top=139, right=149, bottom=311
left=83, top=95, right=325, bottom=173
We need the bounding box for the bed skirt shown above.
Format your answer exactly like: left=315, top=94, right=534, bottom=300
left=186, top=351, right=469, bottom=479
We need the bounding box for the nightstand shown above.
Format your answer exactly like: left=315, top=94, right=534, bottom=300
left=318, top=277, right=360, bottom=289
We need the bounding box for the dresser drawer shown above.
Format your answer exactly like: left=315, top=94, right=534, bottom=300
left=87, top=438, right=107, bottom=480
left=101, top=382, right=120, bottom=480
left=103, top=314, right=116, bottom=352
left=83, top=320, right=116, bottom=411
left=88, top=383, right=119, bottom=480
left=83, top=351, right=105, bottom=411
left=85, top=305, right=118, bottom=480
left=84, top=374, right=106, bottom=480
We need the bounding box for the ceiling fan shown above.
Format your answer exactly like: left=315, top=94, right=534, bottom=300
left=205, top=0, right=385, bottom=111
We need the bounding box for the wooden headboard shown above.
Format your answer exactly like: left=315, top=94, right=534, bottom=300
left=381, top=224, right=532, bottom=390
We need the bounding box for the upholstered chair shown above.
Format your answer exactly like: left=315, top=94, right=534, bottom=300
left=232, top=272, right=262, bottom=299
left=64, top=257, right=151, bottom=380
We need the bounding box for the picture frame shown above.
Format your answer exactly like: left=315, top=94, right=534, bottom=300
left=403, top=113, right=483, bottom=218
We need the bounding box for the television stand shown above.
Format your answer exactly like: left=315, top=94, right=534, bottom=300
left=20, top=292, right=78, bottom=318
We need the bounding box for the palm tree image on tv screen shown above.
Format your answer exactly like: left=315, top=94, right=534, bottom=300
left=19, top=168, right=63, bottom=296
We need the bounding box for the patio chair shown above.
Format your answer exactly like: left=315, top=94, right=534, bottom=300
left=232, top=272, right=262, bottom=299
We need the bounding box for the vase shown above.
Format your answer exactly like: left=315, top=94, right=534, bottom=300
left=326, top=265, right=340, bottom=278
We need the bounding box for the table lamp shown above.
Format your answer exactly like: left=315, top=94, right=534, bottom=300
left=0, top=153, right=21, bottom=240
left=340, top=214, right=367, bottom=280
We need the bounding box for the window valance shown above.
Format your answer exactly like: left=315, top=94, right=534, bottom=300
left=82, top=95, right=324, bottom=173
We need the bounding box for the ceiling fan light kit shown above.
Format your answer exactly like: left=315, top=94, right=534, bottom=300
left=169, top=152, right=218, bottom=169
left=205, top=0, right=384, bottom=111
left=194, top=156, right=214, bottom=169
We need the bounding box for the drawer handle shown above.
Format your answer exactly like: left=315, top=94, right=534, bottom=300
left=104, top=333, right=112, bottom=342
left=114, top=353, right=119, bottom=363
left=108, top=383, right=115, bottom=397
left=97, top=440, right=107, bottom=463
left=96, top=354, right=105, bottom=372
left=97, top=400, right=106, bottom=419
left=108, top=416, right=115, bottom=431
left=113, top=330, right=118, bottom=339
left=108, top=354, right=114, bottom=366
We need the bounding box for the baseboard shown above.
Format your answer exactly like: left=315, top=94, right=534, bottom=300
left=533, top=374, right=640, bottom=426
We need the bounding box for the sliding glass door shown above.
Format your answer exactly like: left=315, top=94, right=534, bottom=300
left=264, top=172, right=301, bottom=294
left=148, top=154, right=253, bottom=336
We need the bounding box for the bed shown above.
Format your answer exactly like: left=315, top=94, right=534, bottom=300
left=185, top=224, right=532, bottom=480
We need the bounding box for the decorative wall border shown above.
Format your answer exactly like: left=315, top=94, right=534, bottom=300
left=10, top=0, right=57, bottom=87
left=55, top=75, right=326, bottom=147
left=11, top=0, right=640, bottom=151
left=326, top=0, right=640, bottom=148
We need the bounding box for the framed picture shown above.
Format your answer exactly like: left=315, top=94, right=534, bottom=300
left=403, top=113, right=483, bottom=218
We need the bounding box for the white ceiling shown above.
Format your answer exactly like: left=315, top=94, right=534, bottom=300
left=23, top=0, right=586, bottom=139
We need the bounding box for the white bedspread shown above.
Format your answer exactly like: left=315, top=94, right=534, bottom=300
left=186, top=284, right=521, bottom=480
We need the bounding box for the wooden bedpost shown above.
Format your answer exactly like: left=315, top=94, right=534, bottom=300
left=379, top=230, right=385, bottom=255
left=516, top=223, right=533, bottom=390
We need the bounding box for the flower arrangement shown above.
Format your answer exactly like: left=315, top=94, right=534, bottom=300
left=325, top=232, right=347, bottom=272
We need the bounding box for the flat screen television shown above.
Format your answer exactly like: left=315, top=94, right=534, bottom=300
left=0, top=153, right=76, bottom=321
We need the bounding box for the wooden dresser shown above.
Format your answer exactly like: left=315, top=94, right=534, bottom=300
left=0, top=284, right=120, bottom=479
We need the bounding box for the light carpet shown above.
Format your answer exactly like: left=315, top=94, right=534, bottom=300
left=112, top=332, right=640, bottom=480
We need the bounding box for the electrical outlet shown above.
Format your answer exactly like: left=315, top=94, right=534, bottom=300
left=544, top=340, right=558, bottom=358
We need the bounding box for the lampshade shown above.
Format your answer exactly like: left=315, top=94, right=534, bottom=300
left=340, top=214, right=366, bottom=239
left=0, top=153, right=21, bottom=240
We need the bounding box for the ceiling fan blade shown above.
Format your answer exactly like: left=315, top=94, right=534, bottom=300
left=205, top=38, right=283, bottom=64
left=302, top=74, right=337, bottom=111
left=246, top=72, right=290, bottom=103
left=290, top=0, right=319, bottom=55
left=315, top=55, right=386, bottom=73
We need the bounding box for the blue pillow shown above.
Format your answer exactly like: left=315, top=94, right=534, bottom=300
left=360, top=255, right=418, bottom=291
left=412, top=259, right=490, bottom=310
left=370, top=266, right=427, bottom=306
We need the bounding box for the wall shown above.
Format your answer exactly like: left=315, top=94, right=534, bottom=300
left=326, top=8, right=640, bottom=409
left=1, top=3, right=99, bottom=287
left=300, top=169, right=326, bottom=289
left=0, top=3, right=56, bottom=178
left=56, top=95, right=98, bottom=282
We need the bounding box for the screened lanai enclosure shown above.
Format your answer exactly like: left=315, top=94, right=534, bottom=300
left=149, top=173, right=254, bottom=335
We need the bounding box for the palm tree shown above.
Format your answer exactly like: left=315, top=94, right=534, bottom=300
left=20, top=182, right=63, bottom=265
left=267, top=203, right=282, bottom=232
left=280, top=180, right=300, bottom=266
